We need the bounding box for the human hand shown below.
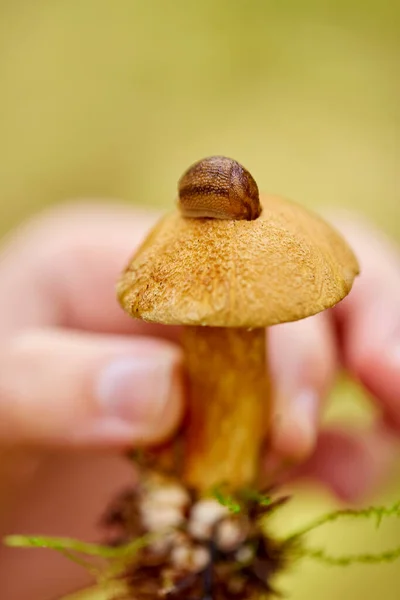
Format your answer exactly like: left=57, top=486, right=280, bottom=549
left=0, top=203, right=185, bottom=599
left=0, top=202, right=399, bottom=599
left=268, top=211, right=400, bottom=498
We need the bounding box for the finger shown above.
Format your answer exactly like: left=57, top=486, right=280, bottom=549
left=291, top=423, right=399, bottom=502
left=0, top=202, right=176, bottom=338
left=268, top=312, right=337, bottom=462
left=330, top=214, right=400, bottom=429
left=0, top=328, right=183, bottom=447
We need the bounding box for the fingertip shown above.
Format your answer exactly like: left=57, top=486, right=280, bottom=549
left=0, top=329, right=185, bottom=449
left=351, top=344, right=400, bottom=431
left=294, top=425, right=398, bottom=503
left=270, top=389, right=319, bottom=462
left=269, top=314, right=336, bottom=465
left=84, top=352, right=184, bottom=447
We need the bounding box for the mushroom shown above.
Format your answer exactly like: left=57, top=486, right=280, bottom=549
left=117, top=156, right=359, bottom=494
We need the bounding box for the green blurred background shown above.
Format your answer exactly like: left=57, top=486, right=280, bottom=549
left=0, top=1, right=399, bottom=599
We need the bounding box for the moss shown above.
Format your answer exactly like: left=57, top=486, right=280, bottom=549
left=4, top=483, right=400, bottom=598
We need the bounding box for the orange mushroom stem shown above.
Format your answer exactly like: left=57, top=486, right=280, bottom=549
left=182, top=326, right=269, bottom=491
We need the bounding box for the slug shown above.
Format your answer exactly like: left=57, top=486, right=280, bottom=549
left=178, top=156, right=262, bottom=221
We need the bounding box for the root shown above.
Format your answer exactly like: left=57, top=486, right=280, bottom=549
left=101, top=471, right=293, bottom=599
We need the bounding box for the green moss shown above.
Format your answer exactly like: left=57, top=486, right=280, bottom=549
left=285, top=500, right=400, bottom=566
left=212, top=483, right=272, bottom=514
left=211, top=484, right=242, bottom=513
left=4, top=532, right=157, bottom=583
left=5, top=496, right=400, bottom=592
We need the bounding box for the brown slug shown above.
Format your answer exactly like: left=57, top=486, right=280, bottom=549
left=178, top=156, right=262, bottom=221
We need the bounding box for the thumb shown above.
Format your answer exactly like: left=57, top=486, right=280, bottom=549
left=0, top=329, right=183, bottom=447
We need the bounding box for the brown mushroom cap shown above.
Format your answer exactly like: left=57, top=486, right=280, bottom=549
left=118, top=195, right=359, bottom=328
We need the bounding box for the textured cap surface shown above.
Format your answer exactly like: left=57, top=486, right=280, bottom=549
left=118, top=195, right=359, bottom=328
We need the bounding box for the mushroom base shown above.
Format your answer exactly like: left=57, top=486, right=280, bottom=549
left=102, top=470, right=292, bottom=600
left=182, top=326, right=269, bottom=492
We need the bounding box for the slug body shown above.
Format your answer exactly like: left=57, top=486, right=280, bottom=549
left=178, top=156, right=261, bottom=221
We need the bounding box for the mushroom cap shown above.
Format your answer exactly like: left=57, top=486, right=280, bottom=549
left=118, top=195, right=359, bottom=328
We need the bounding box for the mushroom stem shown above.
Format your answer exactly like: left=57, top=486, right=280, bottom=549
left=181, top=326, right=269, bottom=493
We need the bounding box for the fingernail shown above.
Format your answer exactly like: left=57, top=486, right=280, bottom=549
left=272, top=389, right=319, bottom=460
left=96, top=355, right=179, bottom=426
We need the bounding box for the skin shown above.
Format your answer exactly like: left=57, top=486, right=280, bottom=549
left=0, top=202, right=399, bottom=599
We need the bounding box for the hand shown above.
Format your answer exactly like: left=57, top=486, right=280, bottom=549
left=268, top=211, right=400, bottom=498
left=0, top=203, right=184, bottom=599
left=0, top=202, right=399, bottom=599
